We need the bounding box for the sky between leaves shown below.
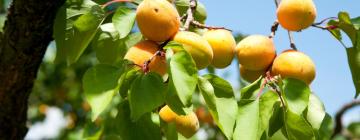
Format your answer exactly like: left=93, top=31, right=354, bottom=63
left=201, top=0, right=360, bottom=116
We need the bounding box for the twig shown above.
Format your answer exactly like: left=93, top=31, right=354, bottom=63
left=287, top=31, right=297, bottom=50
left=269, top=20, right=279, bottom=38
left=183, top=0, right=197, bottom=30
left=101, top=0, right=137, bottom=9
left=313, top=17, right=337, bottom=26
left=142, top=39, right=171, bottom=73
left=331, top=100, right=360, bottom=138
left=274, top=0, right=280, bottom=8
left=191, top=21, right=231, bottom=31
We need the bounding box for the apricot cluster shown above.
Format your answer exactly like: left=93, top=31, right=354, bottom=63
left=159, top=105, right=200, bottom=138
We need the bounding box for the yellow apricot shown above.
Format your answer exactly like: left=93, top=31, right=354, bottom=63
left=159, top=105, right=177, bottom=123
left=124, top=40, right=167, bottom=75
left=175, top=112, right=200, bottom=138
left=173, top=31, right=213, bottom=69
left=271, top=50, right=316, bottom=84
left=240, top=66, right=266, bottom=83
left=235, top=35, right=276, bottom=70
left=136, top=0, right=180, bottom=42
left=203, top=29, right=236, bottom=68
left=277, top=0, right=317, bottom=31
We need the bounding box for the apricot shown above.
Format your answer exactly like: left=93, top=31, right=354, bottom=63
left=203, top=29, right=236, bottom=68
left=175, top=112, right=200, bottom=138
left=195, top=107, right=214, bottom=125
left=271, top=50, right=316, bottom=84
left=173, top=31, right=213, bottom=69
left=277, top=0, right=317, bottom=31
left=240, top=66, right=266, bottom=83
left=159, top=105, right=177, bottom=122
left=235, top=35, right=276, bottom=70
left=124, top=40, right=167, bottom=75
left=136, top=0, right=180, bottom=42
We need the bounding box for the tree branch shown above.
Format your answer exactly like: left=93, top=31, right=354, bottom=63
left=183, top=0, right=197, bottom=30
left=0, top=0, right=65, bottom=139
left=142, top=39, right=170, bottom=73
left=331, top=100, right=360, bottom=138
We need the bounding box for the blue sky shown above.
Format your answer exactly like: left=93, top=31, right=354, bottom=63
left=202, top=0, right=359, bottom=115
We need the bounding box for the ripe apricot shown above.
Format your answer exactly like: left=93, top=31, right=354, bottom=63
left=203, top=29, right=236, bottom=68
left=240, top=66, right=266, bottom=83
left=173, top=31, right=213, bottom=69
left=124, top=40, right=167, bottom=75
left=195, top=107, right=214, bottom=125
left=277, top=0, right=317, bottom=31
left=271, top=50, right=316, bottom=84
left=136, top=0, right=180, bottom=42
left=235, top=35, right=276, bottom=70
left=175, top=112, right=200, bottom=138
left=159, top=105, right=177, bottom=122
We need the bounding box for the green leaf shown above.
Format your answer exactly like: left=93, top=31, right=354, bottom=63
left=125, top=32, right=143, bottom=49
left=115, top=101, right=162, bottom=140
left=306, top=94, right=326, bottom=130
left=233, top=99, right=259, bottom=140
left=67, top=5, right=106, bottom=64
left=282, top=78, right=311, bottom=115
left=258, top=91, right=279, bottom=138
left=161, top=121, right=178, bottom=140
left=82, top=123, right=103, bottom=140
left=129, top=73, right=166, bottom=121
left=240, top=77, right=262, bottom=100
left=351, top=16, right=360, bottom=30
left=346, top=47, right=360, bottom=98
left=268, top=102, right=284, bottom=137
left=328, top=12, right=360, bottom=48
left=118, top=68, right=140, bottom=98
left=167, top=50, right=198, bottom=107
left=347, top=122, right=360, bottom=138
left=283, top=111, right=315, bottom=140
left=318, top=113, right=333, bottom=140
left=93, top=23, right=128, bottom=65
left=83, top=64, right=123, bottom=121
left=201, top=74, right=237, bottom=139
left=112, top=6, right=136, bottom=39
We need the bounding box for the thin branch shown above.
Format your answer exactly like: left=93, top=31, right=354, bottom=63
left=142, top=39, right=171, bottom=73
left=191, top=21, right=231, bottom=31
left=269, top=20, right=279, bottom=38
left=287, top=31, right=297, bottom=50
left=101, top=0, right=137, bottom=9
left=274, top=0, right=280, bottom=8
left=183, top=0, right=197, bottom=30
left=313, top=17, right=337, bottom=26
left=331, top=100, right=360, bottom=138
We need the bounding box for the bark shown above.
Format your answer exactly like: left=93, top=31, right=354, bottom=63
left=0, top=0, right=65, bottom=139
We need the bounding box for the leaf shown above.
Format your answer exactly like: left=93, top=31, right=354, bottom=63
left=328, top=12, right=360, bottom=48
left=53, top=5, right=67, bottom=63
left=67, top=5, right=106, bottom=64
left=118, top=68, right=140, bottom=98
left=351, top=16, right=360, bottom=30
left=112, top=6, right=136, bottom=39
left=306, top=94, right=326, bottom=130
left=347, top=122, right=360, bottom=138
left=283, top=110, right=315, bottom=140
left=124, top=32, right=143, bottom=49
left=346, top=47, right=360, bottom=98
left=258, top=91, right=279, bottom=138
left=115, top=101, right=162, bottom=140
left=161, top=121, right=178, bottom=140
left=268, top=102, right=284, bottom=137
left=93, top=23, right=128, bottom=65
left=82, top=123, right=103, bottom=140
left=200, top=74, right=237, bottom=139
left=282, top=78, right=311, bottom=115
left=167, top=50, right=198, bottom=108
left=233, top=99, right=259, bottom=140
left=129, top=73, right=166, bottom=121
left=240, top=77, right=262, bottom=100
left=83, top=64, right=123, bottom=121
left=318, top=113, right=333, bottom=140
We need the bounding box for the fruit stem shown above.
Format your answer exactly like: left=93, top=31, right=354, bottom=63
left=287, top=31, right=297, bottom=50
left=332, top=100, right=360, bottom=138
left=269, top=20, right=279, bottom=38
left=191, top=21, right=232, bottom=31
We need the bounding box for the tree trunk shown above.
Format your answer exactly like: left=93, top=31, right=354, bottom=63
left=0, top=0, right=65, bottom=139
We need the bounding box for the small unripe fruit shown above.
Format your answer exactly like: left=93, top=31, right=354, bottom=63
left=175, top=112, right=200, bottom=138
left=235, top=35, right=276, bottom=70
left=271, top=50, right=316, bottom=84
left=240, top=66, right=266, bottom=83
left=277, top=0, right=317, bottom=31
left=173, top=31, right=213, bottom=69
left=203, top=29, right=236, bottom=68
left=159, top=105, right=177, bottom=122
left=124, top=40, right=167, bottom=75
left=136, top=0, right=180, bottom=42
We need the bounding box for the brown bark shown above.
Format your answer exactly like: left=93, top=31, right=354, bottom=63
left=0, top=0, right=65, bottom=139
